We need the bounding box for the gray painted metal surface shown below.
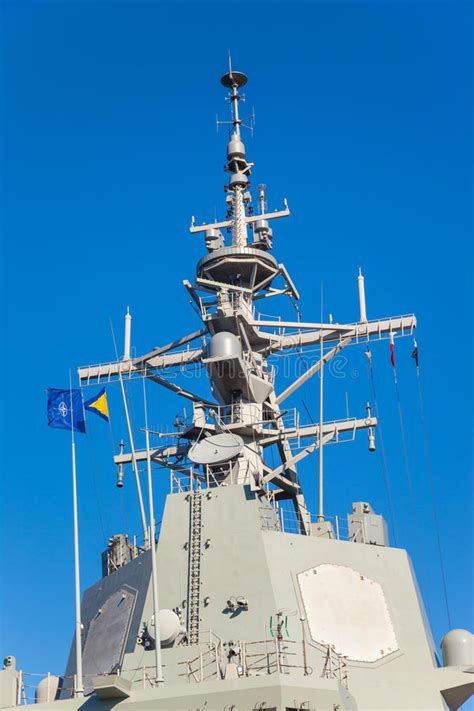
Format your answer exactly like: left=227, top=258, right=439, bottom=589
left=1, top=63, right=472, bottom=711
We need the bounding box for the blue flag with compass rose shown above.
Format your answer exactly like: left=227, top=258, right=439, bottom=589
left=46, top=388, right=86, bottom=434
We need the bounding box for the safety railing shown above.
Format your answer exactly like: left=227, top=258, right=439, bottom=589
left=198, top=291, right=254, bottom=319
left=244, top=639, right=304, bottom=676
left=13, top=664, right=177, bottom=703
left=13, top=635, right=314, bottom=702
left=187, top=402, right=264, bottom=428
left=169, top=464, right=234, bottom=493
left=321, top=644, right=348, bottom=688
left=178, top=644, right=222, bottom=684
left=170, top=467, right=197, bottom=494
left=259, top=505, right=351, bottom=541
left=184, top=402, right=298, bottom=433
left=178, top=635, right=311, bottom=684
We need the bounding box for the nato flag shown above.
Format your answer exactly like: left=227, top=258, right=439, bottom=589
left=47, top=388, right=86, bottom=434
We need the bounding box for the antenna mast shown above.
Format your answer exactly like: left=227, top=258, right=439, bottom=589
left=318, top=286, right=325, bottom=522
left=220, top=54, right=252, bottom=249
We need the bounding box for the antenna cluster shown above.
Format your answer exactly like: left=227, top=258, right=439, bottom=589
left=189, top=56, right=291, bottom=256
left=216, top=54, right=255, bottom=137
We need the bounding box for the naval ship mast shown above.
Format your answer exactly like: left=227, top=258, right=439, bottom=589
left=81, top=64, right=412, bottom=536
left=1, top=63, right=472, bottom=711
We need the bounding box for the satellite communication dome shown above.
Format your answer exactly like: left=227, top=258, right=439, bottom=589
left=35, top=675, right=62, bottom=703
left=155, top=609, right=183, bottom=647
left=208, top=331, right=242, bottom=360
left=441, top=629, right=474, bottom=667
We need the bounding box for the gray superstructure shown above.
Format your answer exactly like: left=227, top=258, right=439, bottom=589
left=1, top=64, right=472, bottom=711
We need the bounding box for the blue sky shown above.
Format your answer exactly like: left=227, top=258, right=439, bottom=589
left=1, top=0, right=472, bottom=695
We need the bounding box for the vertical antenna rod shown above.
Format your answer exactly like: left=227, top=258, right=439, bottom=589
left=123, top=307, right=132, bottom=361
left=226, top=52, right=242, bottom=137
left=358, top=268, right=368, bottom=323
left=143, top=381, right=164, bottom=686
left=318, top=287, right=325, bottom=522
left=258, top=184, right=267, bottom=214
left=221, top=57, right=250, bottom=249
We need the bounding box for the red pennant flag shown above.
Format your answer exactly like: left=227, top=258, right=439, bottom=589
left=389, top=332, right=396, bottom=368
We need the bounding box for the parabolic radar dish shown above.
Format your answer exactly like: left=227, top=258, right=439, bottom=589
left=188, top=432, right=244, bottom=465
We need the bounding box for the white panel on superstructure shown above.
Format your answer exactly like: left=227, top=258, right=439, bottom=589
left=297, top=563, right=398, bottom=662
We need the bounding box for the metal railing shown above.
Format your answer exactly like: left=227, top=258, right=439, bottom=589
left=169, top=474, right=353, bottom=542
left=199, top=291, right=254, bottom=320
left=185, top=402, right=298, bottom=433
left=179, top=644, right=222, bottom=683
left=259, top=505, right=351, bottom=541
left=15, top=634, right=318, bottom=702
left=170, top=462, right=254, bottom=493
left=14, top=660, right=184, bottom=703
left=187, top=402, right=264, bottom=428
left=178, top=635, right=311, bottom=684
left=170, top=467, right=197, bottom=494
left=321, top=644, right=348, bottom=688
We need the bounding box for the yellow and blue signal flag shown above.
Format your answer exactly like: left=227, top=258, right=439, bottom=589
left=47, top=388, right=86, bottom=434
left=84, top=387, right=109, bottom=423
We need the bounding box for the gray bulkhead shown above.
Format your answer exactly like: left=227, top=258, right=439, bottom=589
left=53, top=484, right=450, bottom=710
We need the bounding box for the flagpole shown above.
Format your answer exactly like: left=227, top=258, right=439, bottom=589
left=69, top=371, right=84, bottom=697
left=143, top=380, right=164, bottom=686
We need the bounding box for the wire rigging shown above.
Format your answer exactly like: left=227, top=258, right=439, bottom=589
left=107, top=385, right=129, bottom=535
left=365, top=349, right=399, bottom=546
left=392, top=373, right=420, bottom=543
left=413, top=345, right=452, bottom=629
left=109, top=317, right=148, bottom=542
left=84, top=419, right=108, bottom=548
